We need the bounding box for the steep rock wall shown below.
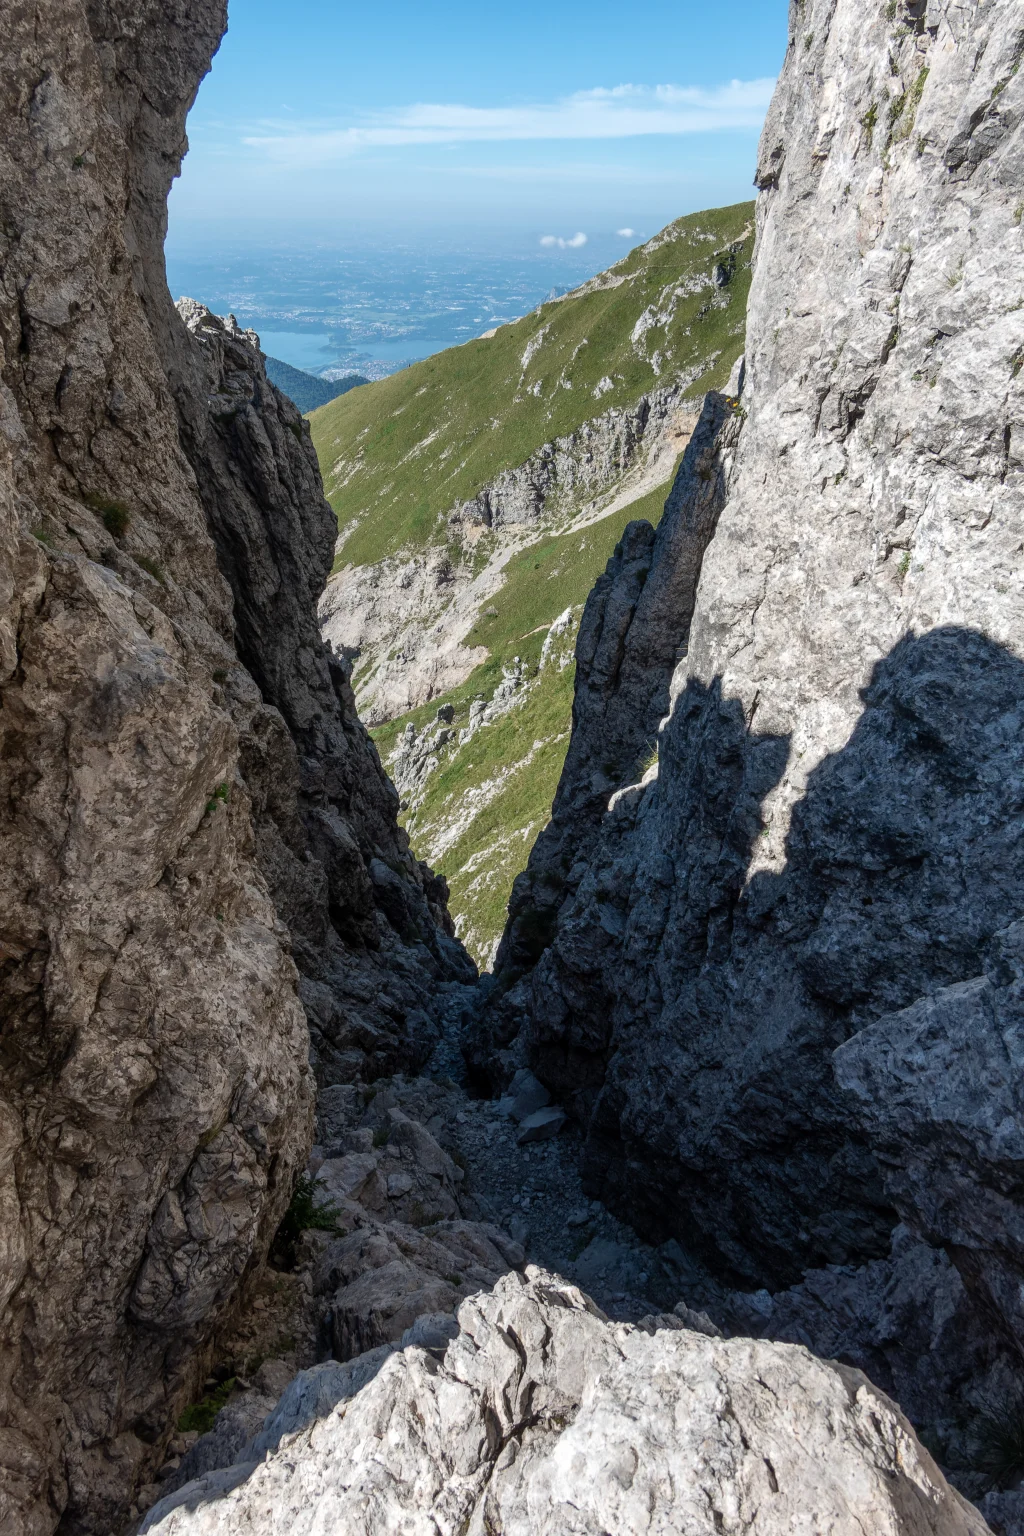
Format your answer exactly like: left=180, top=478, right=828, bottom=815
left=0, top=5, right=469, bottom=1533
left=477, top=0, right=1024, bottom=1290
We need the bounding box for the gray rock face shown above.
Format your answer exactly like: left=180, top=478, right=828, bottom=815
left=473, top=0, right=1024, bottom=1295
left=142, top=1267, right=990, bottom=1536
left=835, top=920, right=1024, bottom=1361
left=744, top=1224, right=1020, bottom=1484
left=451, top=381, right=693, bottom=533
left=172, top=301, right=476, bottom=1085
left=0, top=3, right=469, bottom=1532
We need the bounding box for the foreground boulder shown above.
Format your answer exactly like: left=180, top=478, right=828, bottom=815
left=144, top=1268, right=989, bottom=1536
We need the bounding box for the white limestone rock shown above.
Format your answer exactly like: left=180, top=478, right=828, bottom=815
left=143, top=1267, right=991, bottom=1536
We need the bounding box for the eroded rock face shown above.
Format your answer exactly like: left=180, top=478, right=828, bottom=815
left=474, top=0, right=1024, bottom=1290
left=142, top=1268, right=990, bottom=1536
left=836, top=919, right=1024, bottom=1363
left=0, top=4, right=469, bottom=1531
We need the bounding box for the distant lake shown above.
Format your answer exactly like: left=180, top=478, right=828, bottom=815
left=165, top=233, right=633, bottom=378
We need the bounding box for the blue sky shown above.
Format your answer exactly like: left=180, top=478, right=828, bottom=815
left=170, top=0, right=788, bottom=242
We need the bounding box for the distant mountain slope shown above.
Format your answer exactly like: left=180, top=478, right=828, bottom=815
left=265, top=356, right=368, bottom=414
left=309, top=205, right=753, bottom=965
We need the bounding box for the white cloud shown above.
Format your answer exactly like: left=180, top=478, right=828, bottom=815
left=617, top=227, right=636, bottom=237
left=540, top=232, right=588, bottom=249
left=242, top=79, right=776, bottom=166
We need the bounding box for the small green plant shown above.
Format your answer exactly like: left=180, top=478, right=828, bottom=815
left=640, top=742, right=659, bottom=776
left=136, top=554, right=164, bottom=583
left=84, top=493, right=131, bottom=538
left=861, top=102, right=879, bottom=147
left=204, top=781, right=230, bottom=816
left=372, top=1125, right=390, bottom=1148
left=897, top=550, right=911, bottom=579
left=973, top=1400, right=1024, bottom=1489
left=270, top=1174, right=342, bottom=1269
left=178, top=1378, right=236, bottom=1436
left=890, top=68, right=929, bottom=146
left=885, top=0, right=898, bottom=17
left=444, top=1273, right=464, bottom=1288
left=1016, top=203, right=1024, bottom=226
left=72, top=153, right=86, bottom=168
left=887, top=90, right=908, bottom=129
left=212, top=668, right=228, bottom=684
left=32, top=525, right=54, bottom=548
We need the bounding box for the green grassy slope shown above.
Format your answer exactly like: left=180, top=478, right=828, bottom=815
left=369, top=483, right=673, bottom=961
left=310, top=202, right=753, bottom=569
left=265, top=358, right=368, bottom=415
left=310, top=207, right=753, bottom=966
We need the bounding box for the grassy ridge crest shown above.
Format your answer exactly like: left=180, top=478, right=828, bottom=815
left=310, top=202, right=753, bottom=570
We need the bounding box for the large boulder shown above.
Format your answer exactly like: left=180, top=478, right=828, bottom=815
left=143, top=1268, right=990, bottom=1536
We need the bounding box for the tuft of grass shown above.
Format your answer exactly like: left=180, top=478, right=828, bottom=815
left=136, top=554, right=165, bottom=583
left=178, top=1378, right=236, bottom=1436
left=84, top=493, right=131, bottom=538
left=889, top=68, right=929, bottom=147
left=310, top=205, right=753, bottom=569
left=973, top=1400, right=1024, bottom=1489
left=372, top=1126, right=390, bottom=1149
left=861, top=102, right=879, bottom=148
left=897, top=550, right=912, bottom=579
left=270, top=1175, right=342, bottom=1269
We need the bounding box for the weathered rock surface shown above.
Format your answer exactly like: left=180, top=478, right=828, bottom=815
left=739, top=1224, right=1020, bottom=1486
left=0, top=3, right=469, bottom=1531
left=836, top=919, right=1024, bottom=1363
left=473, top=0, right=1024, bottom=1300
left=142, top=1268, right=990, bottom=1536
left=172, top=301, right=475, bottom=1084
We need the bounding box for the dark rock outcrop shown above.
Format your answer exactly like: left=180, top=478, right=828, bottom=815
left=836, top=919, right=1024, bottom=1366
left=0, top=4, right=470, bottom=1532
left=486, top=388, right=740, bottom=989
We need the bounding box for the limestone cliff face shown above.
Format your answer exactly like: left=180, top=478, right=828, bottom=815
left=476, top=0, right=1024, bottom=1292
left=0, top=5, right=469, bottom=1533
